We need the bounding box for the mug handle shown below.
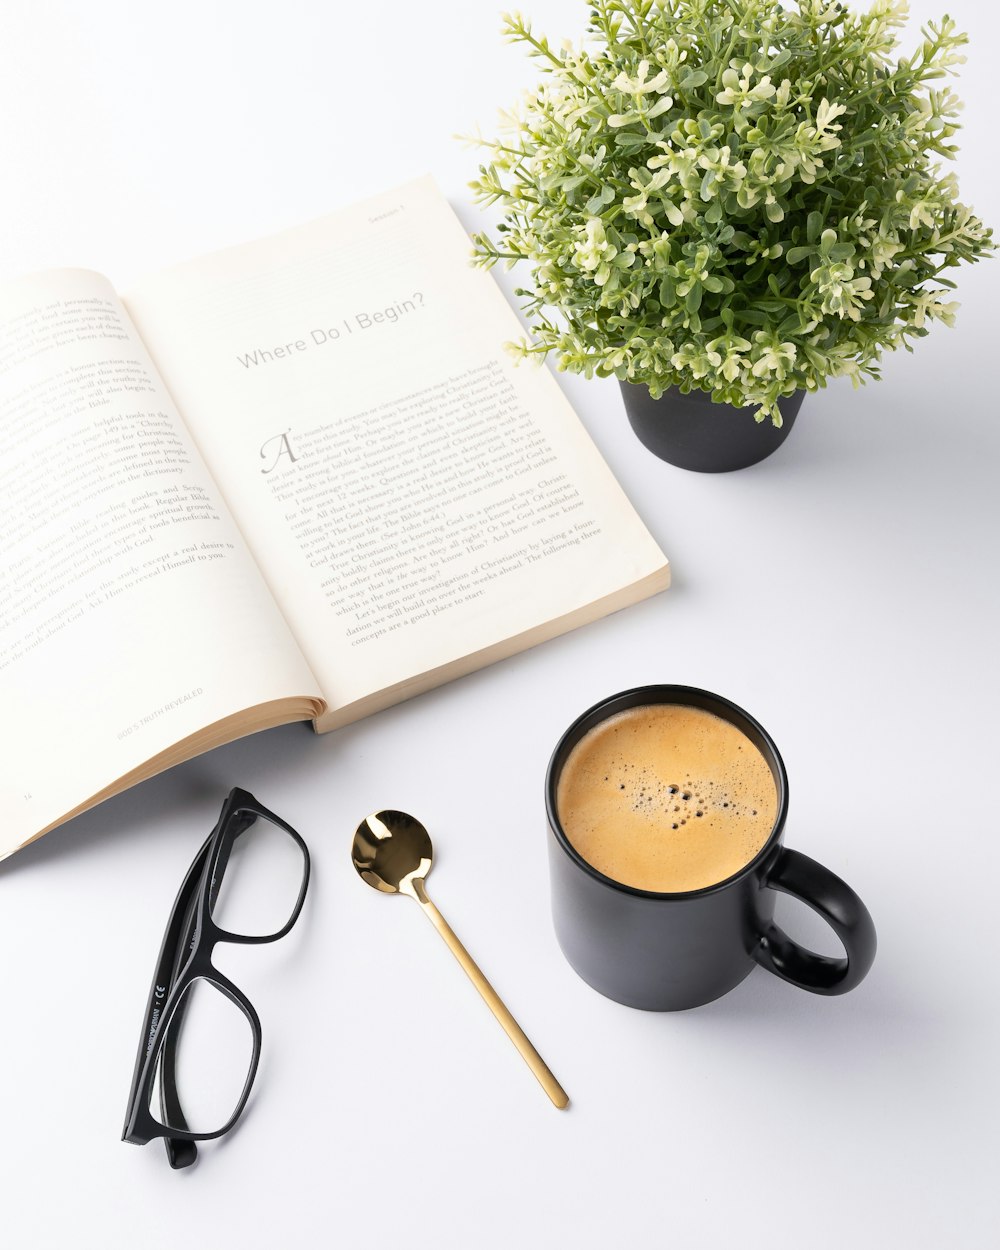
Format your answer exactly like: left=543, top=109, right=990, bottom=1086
left=752, top=848, right=877, bottom=995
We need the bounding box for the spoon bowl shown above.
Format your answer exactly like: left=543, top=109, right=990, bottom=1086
left=352, top=809, right=433, bottom=896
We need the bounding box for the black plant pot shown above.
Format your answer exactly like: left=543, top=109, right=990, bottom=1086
left=619, top=381, right=805, bottom=473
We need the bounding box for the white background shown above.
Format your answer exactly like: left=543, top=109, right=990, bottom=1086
left=1, top=2, right=997, bottom=1247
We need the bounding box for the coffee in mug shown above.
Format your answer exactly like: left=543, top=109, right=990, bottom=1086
left=546, top=686, right=876, bottom=1010
left=556, top=703, right=778, bottom=893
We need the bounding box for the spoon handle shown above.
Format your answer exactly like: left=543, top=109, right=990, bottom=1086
left=413, top=882, right=569, bottom=1110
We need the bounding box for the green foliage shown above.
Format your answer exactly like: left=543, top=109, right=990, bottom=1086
left=469, top=0, right=993, bottom=423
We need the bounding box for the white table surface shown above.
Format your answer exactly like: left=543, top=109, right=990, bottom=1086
left=1, top=3, right=998, bottom=1247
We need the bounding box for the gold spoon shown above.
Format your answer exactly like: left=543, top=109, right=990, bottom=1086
left=352, top=809, right=569, bottom=1110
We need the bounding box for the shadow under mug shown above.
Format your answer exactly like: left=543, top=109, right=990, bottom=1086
left=545, top=686, right=877, bottom=1011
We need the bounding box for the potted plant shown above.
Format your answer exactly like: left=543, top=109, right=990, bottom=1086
left=470, top=0, right=993, bottom=471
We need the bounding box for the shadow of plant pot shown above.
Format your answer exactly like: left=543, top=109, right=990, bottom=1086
left=620, top=382, right=805, bottom=472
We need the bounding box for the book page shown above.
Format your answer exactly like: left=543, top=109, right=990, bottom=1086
left=124, top=179, right=668, bottom=716
left=0, top=269, right=322, bottom=858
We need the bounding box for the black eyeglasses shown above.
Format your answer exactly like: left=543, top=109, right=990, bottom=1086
left=122, top=787, right=310, bottom=1168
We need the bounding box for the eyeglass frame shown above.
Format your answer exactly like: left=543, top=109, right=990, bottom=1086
left=121, top=786, right=310, bottom=1169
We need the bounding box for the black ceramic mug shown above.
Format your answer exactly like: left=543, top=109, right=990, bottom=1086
left=545, top=686, right=876, bottom=1011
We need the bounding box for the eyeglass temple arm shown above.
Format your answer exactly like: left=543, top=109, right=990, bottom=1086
left=123, top=833, right=212, bottom=1132
left=206, top=807, right=258, bottom=911
left=160, top=883, right=202, bottom=1169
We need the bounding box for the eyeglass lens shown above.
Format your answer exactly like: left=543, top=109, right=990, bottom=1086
left=150, top=977, right=255, bottom=1135
left=210, top=807, right=307, bottom=938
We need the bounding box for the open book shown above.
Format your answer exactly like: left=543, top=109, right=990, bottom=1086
left=0, top=177, right=669, bottom=860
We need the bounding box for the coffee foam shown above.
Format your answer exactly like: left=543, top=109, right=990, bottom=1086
left=556, top=703, right=778, bottom=892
